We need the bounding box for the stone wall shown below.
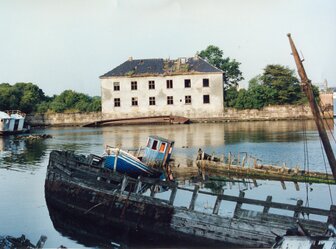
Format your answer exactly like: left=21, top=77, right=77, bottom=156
left=26, top=112, right=103, bottom=126
left=25, top=104, right=327, bottom=127
left=200, top=105, right=314, bottom=122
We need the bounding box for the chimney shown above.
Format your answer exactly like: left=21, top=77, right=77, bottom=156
left=128, top=56, right=133, bottom=61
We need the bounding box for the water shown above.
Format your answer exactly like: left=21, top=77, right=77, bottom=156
left=0, top=120, right=336, bottom=248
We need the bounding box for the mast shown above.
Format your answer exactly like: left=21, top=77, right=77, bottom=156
left=287, top=33, right=336, bottom=180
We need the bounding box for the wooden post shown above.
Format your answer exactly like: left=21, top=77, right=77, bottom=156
left=293, top=199, right=304, bottom=218
left=262, top=196, right=272, bottom=218
left=228, top=152, right=231, bottom=167
left=113, top=148, right=119, bottom=172
left=234, top=191, right=245, bottom=218
left=327, top=205, right=336, bottom=225
left=294, top=181, right=300, bottom=191
left=280, top=181, right=286, bottom=190
left=150, top=184, right=156, bottom=198
left=121, top=175, right=128, bottom=193
left=169, top=187, right=177, bottom=206
left=189, top=185, right=200, bottom=211
left=213, top=189, right=224, bottom=215
left=134, top=176, right=142, bottom=194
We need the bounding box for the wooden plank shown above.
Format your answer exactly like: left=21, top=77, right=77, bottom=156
left=169, top=187, right=177, bottom=206
left=212, top=189, right=224, bottom=215
left=234, top=191, right=245, bottom=217
left=328, top=205, right=336, bottom=225
left=262, top=196, right=272, bottom=216
left=134, top=176, right=142, bottom=194
left=189, top=185, right=200, bottom=211
left=293, top=199, right=304, bottom=218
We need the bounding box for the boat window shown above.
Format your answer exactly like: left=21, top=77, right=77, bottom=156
left=159, top=143, right=166, bottom=152
left=169, top=147, right=173, bottom=154
left=146, top=138, right=151, bottom=148
left=152, top=140, right=158, bottom=150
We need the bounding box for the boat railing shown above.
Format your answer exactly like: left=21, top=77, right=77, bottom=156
left=5, top=110, right=26, bottom=117
left=104, top=145, right=143, bottom=162
left=108, top=173, right=336, bottom=228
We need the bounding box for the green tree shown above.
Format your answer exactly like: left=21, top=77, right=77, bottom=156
left=198, top=45, right=244, bottom=89
left=260, top=64, right=304, bottom=105
left=0, top=82, right=46, bottom=113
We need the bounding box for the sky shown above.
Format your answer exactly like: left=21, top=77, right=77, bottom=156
left=0, top=0, right=335, bottom=96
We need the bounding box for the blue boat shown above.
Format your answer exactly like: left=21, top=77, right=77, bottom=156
left=103, top=136, right=174, bottom=179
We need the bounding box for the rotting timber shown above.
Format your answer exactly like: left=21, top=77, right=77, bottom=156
left=196, top=151, right=336, bottom=184
left=45, top=150, right=336, bottom=248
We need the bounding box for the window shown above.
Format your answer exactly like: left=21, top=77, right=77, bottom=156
left=131, top=81, right=137, bottom=90
left=114, top=98, right=120, bottom=107
left=184, top=79, right=191, bottom=88
left=148, top=80, right=155, bottom=90
left=167, top=96, right=173, bottom=105
left=113, top=82, right=120, bottom=91
left=159, top=143, right=166, bottom=152
left=149, top=97, right=156, bottom=105
left=152, top=140, right=158, bottom=150
left=185, top=95, right=192, bottom=104
left=131, top=97, right=138, bottom=106
left=203, top=95, right=210, bottom=104
left=203, top=78, right=209, bottom=87
left=166, top=80, right=173, bottom=89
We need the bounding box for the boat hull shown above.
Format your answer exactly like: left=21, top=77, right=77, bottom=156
left=104, top=153, right=163, bottom=179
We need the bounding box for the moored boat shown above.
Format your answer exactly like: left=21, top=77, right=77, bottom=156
left=0, top=110, right=29, bottom=136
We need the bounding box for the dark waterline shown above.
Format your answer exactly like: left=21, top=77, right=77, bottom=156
left=0, top=120, right=335, bottom=248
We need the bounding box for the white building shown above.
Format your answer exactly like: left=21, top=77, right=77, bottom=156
left=100, top=56, right=224, bottom=119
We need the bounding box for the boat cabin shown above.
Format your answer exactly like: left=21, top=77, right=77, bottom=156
left=142, top=136, right=174, bottom=167
left=0, top=110, right=26, bottom=135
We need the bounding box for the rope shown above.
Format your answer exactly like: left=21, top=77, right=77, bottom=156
left=319, top=138, right=334, bottom=205
left=301, top=115, right=310, bottom=208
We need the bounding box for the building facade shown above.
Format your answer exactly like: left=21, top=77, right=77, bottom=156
left=100, top=56, right=224, bottom=119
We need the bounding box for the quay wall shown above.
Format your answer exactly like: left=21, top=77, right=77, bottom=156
left=25, top=104, right=326, bottom=127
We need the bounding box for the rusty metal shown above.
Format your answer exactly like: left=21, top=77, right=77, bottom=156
left=287, top=33, right=336, bottom=180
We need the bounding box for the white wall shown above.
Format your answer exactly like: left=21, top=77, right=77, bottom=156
left=101, top=73, right=224, bottom=119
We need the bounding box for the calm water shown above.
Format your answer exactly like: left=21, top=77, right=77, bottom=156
left=0, top=120, right=336, bottom=248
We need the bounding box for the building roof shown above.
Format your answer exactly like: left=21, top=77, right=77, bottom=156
left=100, top=56, right=223, bottom=78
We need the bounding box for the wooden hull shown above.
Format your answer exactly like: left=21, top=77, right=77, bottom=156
left=45, top=150, right=332, bottom=248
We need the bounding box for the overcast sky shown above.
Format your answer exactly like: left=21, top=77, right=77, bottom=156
left=1, top=0, right=335, bottom=96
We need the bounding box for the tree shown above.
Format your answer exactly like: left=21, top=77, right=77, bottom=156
left=0, top=82, right=47, bottom=113
left=198, top=45, right=244, bottom=89
left=260, top=64, right=304, bottom=105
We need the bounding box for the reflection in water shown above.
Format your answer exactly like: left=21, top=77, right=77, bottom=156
left=0, top=136, right=47, bottom=170
left=46, top=200, right=223, bottom=249
left=0, top=121, right=335, bottom=248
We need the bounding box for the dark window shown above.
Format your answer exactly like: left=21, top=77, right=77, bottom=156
left=167, top=96, right=173, bottom=105
left=113, top=82, right=120, bottom=91
left=149, top=97, right=156, bottom=106
left=114, top=98, right=120, bottom=107
left=185, top=95, right=192, bottom=104
left=131, top=81, right=137, bottom=90
left=203, top=95, right=210, bottom=104
left=184, top=79, right=191, bottom=88
left=203, top=78, right=209, bottom=87
left=166, top=80, right=173, bottom=89
left=152, top=140, right=158, bottom=150
left=131, top=97, right=138, bottom=106
left=148, top=80, right=155, bottom=90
